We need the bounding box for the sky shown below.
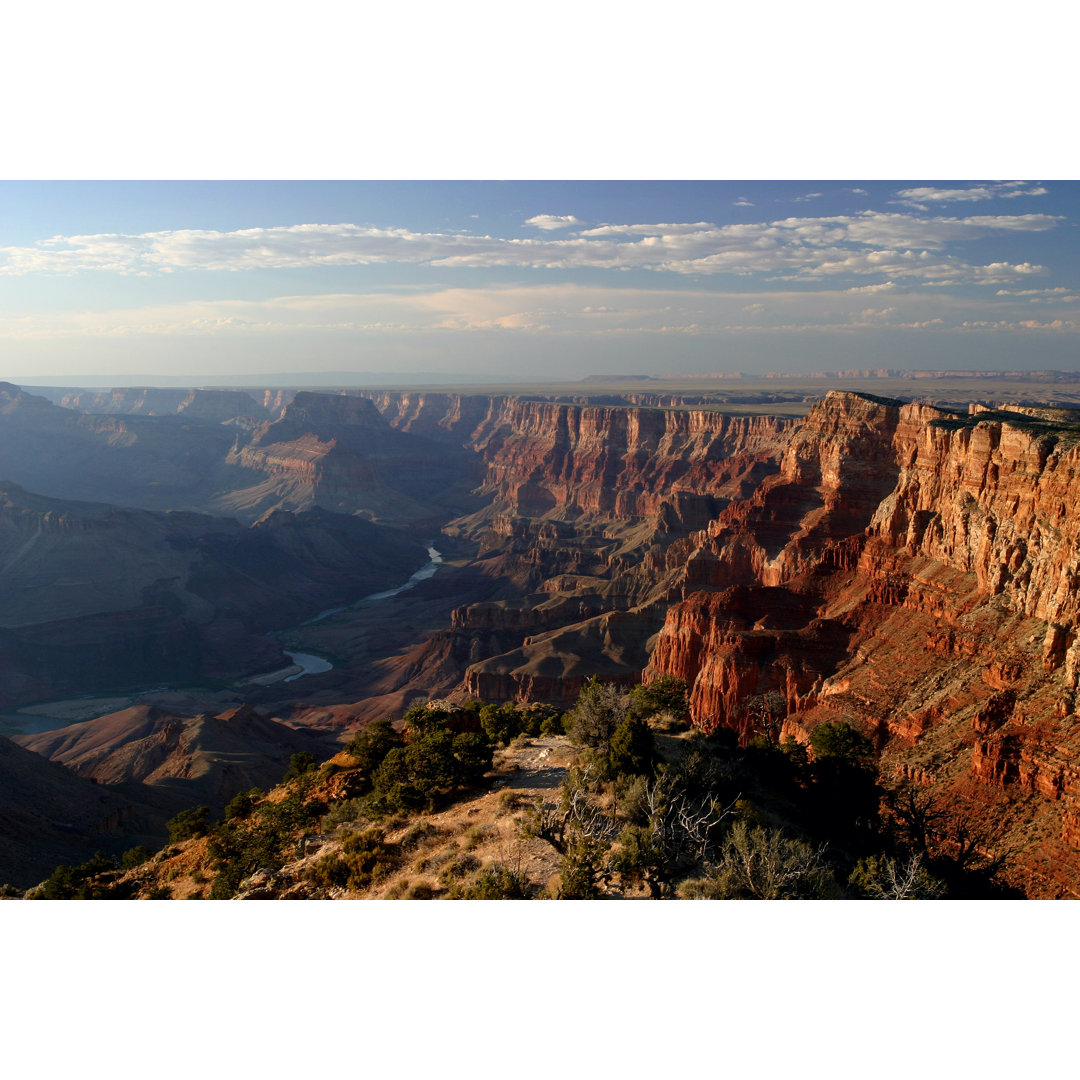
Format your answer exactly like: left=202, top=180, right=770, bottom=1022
left=3, top=179, right=1078, bottom=384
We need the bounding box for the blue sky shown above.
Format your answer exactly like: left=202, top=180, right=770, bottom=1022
left=3, top=180, right=1079, bottom=383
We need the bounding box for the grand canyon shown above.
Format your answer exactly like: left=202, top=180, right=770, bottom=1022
left=1, top=373, right=1079, bottom=898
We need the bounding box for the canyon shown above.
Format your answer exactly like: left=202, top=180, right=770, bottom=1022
left=3, top=377, right=1080, bottom=896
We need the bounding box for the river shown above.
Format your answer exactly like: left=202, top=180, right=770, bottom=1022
left=0, top=545, right=445, bottom=734
left=299, top=545, right=444, bottom=624
left=265, top=544, right=444, bottom=681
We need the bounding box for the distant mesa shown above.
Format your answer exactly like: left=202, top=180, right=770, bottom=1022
left=580, top=373, right=655, bottom=382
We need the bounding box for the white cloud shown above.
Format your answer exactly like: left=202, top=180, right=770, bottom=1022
left=845, top=281, right=897, bottom=294
left=733, top=198, right=754, bottom=207
left=994, top=287, right=1070, bottom=296
left=524, top=214, right=581, bottom=230
left=0, top=210, right=1062, bottom=289
left=576, top=222, right=717, bottom=237
left=894, top=182, right=1048, bottom=209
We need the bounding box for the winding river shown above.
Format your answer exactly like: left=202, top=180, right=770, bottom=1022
left=299, top=545, right=444, bottom=626
left=0, top=546, right=445, bottom=734
left=274, top=545, right=444, bottom=680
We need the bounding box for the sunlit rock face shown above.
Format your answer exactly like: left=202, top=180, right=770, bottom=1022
left=641, top=392, right=1080, bottom=897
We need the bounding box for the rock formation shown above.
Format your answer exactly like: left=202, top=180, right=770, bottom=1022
left=7, top=380, right=1080, bottom=895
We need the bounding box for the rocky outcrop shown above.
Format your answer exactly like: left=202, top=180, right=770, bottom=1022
left=365, top=391, right=794, bottom=522
left=867, top=404, right=1080, bottom=629
left=641, top=391, right=1080, bottom=895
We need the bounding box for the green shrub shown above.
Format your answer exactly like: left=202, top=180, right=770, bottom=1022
left=809, top=721, right=874, bottom=763
left=610, top=824, right=666, bottom=897
left=630, top=676, right=689, bottom=722
left=557, top=835, right=607, bottom=900
left=402, top=703, right=455, bottom=739
left=370, top=726, right=493, bottom=812
left=399, top=821, right=439, bottom=851
left=539, top=712, right=566, bottom=736
left=344, top=719, right=404, bottom=778
left=321, top=797, right=370, bottom=830
left=120, top=845, right=154, bottom=871
left=454, top=865, right=532, bottom=899
left=438, top=853, right=480, bottom=885
left=607, top=715, right=658, bottom=779
left=208, top=790, right=324, bottom=898
left=848, top=853, right=946, bottom=900
left=34, top=851, right=119, bottom=900
left=496, top=789, right=525, bottom=816
left=566, top=678, right=626, bottom=753
left=166, top=806, right=211, bottom=843
left=306, top=851, right=352, bottom=890
left=325, top=828, right=399, bottom=891
left=780, top=735, right=810, bottom=771
left=224, top=787, right=265, bottom=821
left=461, top=824, right=489, bottom=851
left=615, top=773, right=651, bottom=825
left=479, top=703, right=519, bottom=746
left=677, top=821, right=841, bottom=900
left=282, top=751, right=319, bottom=783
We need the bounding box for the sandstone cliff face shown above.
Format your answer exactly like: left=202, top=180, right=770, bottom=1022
left=868, top=405, right=1080, bottom=631
left=642, top=391, right=1080, bottom=896
left=366, top=391, right=794, bottom=522
left=363, top=391, right=507, bottom=444
left=466, top=399, right=793, bottom=521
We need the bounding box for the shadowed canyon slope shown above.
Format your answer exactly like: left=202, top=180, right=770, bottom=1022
left=0, top=481, right=428, bottom=706
left=15, top=703, right=329, bottom=813
left=7, top=383, right=1080, bottom=895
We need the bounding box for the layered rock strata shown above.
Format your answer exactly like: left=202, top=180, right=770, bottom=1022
left=644, top=392, right=1080, bottom=896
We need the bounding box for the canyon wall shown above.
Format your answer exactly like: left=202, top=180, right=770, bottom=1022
left=366, top=390, right=795, bottom=524
left=641, top=391, right=1080, bottom=896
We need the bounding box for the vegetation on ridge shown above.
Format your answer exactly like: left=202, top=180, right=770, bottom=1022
left=12, top=674, right=1020, bottom=901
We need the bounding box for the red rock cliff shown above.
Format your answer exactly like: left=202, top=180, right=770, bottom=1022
left=645, top=392, right=1080, bottom=896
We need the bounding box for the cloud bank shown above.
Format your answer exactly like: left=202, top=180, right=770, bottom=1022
left=0, top=209, right=1060, bottom=287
